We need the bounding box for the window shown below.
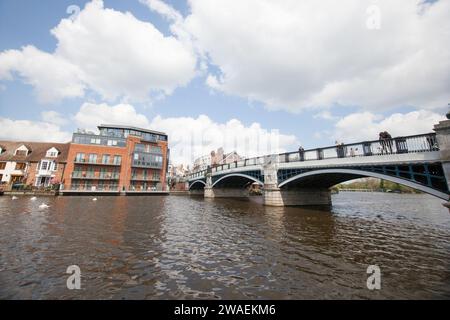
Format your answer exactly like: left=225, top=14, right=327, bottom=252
left=102, top=154, right=110, bottom=164
left=134, top=153, right=139, bottom=160
left=113, top=155, right=121, bottom=165
left=75, top=153, right=85, bottom=162
left=46, top=148, right=59, bottom=157
left=90, top=138, right=101, bottom=144
left=40, top=161, right=48, bottom=170
left=151, top=146, right=162, bottom=153
left=107, top=140, right=118, bottom=146
left=153, top=171, right=159, bottom=181
left=15, top=163, right=26, bottom=170
left=88, top=154, right=97, bottom=163
left=0, top=162, right=6, bottom=170
left=100, top=167, right=107, bottom=178
left=87, top=167, right=95, bottom=178
left=15, top=150, right=28, bottom=156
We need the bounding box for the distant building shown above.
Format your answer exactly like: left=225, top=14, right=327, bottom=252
left=167, top=163, right=190, bottom=191
left=193, top=148, right=243, bottom=171
left=64, top=124, right=169, bottom=191
left=212, top=148, right=243, bottom=166
left=193, top=153, right=211, bottom=172
left=221, top=151, right=243, bottom=164
left=0, top=141, right=69, bottom=187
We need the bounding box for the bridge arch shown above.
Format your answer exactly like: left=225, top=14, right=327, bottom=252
left=189, top=180, right=206, bottom=190
left=278, top=168, right=449, bottom=200
left=212, top=173, right=264, bottom=188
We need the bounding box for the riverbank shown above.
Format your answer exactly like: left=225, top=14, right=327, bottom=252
left=0, top=190, right=170, bottom=196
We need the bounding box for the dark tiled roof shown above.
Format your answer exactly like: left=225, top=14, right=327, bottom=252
left=0, top=141, right=70, bottom=163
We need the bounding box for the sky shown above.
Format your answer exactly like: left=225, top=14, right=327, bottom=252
left=0, top=0, right=448, bottom=165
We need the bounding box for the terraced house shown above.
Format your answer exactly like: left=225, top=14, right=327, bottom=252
left=0, top=141, right=69, bottom=188
left=63, top=124, right=169, bottom=193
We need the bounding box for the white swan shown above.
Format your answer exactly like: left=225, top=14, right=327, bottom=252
left=30, top=196, right=37, bottom=201
left=11, top=196, right=18, bottom=200
left=92, top=198, right=98, bottom=201
left=38, top=203, right=49, bottom=209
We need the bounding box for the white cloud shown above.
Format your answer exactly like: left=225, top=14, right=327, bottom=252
left=173, top=0, right=449, bottom=112
left=72, top=102, right=298, bottom=164
left=150, top=114, right=298, bottom=164
left=0, top=46, right=85, bottom=103
left=313, top=111, right=337, bottom=121
left=0, top=0, right=197, bottom=103
left=0, top=118, right=71, bottom=142
left=333, top=110, right=445, bottom=142
left=73, top=102, right=150, bottom=130
left=41, top=111, right=69, bottom=126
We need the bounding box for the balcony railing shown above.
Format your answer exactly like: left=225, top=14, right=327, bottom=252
left=74, top=158, right=121, bottom=166
left=68, top=185, right=119, bottom=191
left=99, top=173, right=120, bottom=180
left=128, top=185, right=162, bottom=192
left=186, top=133, right=439, bottom=179
left=130, top=176, right=160, bottom=182
left=131, top=160, right=163, bottom=169
left=72, top=172, right=119, bottom=180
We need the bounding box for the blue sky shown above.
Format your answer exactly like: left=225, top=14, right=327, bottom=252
left=0, top=0, right=448, bottom=164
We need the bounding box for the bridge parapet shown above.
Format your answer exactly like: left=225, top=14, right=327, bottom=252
left=186, top=131, right=449, bottom=205
left=186, top=132, right=439, bottom=181
left=434, top=119, right=450, bottom=191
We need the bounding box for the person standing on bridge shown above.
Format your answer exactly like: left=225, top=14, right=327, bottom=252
left=379, top=132, right=387, bottom=154
left=298, top=146, right=305, bottom=161
left=336, top=141, right=345, bottom=158
left=384, top=131, right=393, bottom=153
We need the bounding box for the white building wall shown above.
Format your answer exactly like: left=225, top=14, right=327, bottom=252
left=0, top=161, right=28, bottom=183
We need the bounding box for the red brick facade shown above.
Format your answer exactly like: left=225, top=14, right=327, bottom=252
left=63, top=135, right=168, bottom=191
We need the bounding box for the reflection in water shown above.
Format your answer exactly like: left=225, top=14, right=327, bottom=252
left=0, top=193, right=449, bottom=299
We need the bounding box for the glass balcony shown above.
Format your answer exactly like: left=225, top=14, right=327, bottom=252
left=131, top=160, right=163, bottom=169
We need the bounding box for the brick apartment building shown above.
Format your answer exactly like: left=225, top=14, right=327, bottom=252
left=63, top=124, right=169, bottom=192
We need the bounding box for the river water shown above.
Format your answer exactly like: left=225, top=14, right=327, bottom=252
left=0, top=192, right=449, bottom=299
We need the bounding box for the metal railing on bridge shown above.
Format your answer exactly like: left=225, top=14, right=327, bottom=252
left=186, top=133, right=439, bottom=179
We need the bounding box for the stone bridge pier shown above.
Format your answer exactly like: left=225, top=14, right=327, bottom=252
left=262, top=160, right=331, bottom=207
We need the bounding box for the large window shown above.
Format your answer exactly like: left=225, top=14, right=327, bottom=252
left=40, top=161, right=48, bottom=170
left=40, top=161, right=57, bottom=171
left=113, top=155, right=122, bottom=165
left=15, top=163, right=26, bottom=170
left=88, top=154, right=97, bottom=163
left=102, top=154, right=110, bottom=164
left=107, top=140, right=118, bottom=146
left=87, top=167, right=95, bottom=178
left=75, top=153, right=85, bottom=162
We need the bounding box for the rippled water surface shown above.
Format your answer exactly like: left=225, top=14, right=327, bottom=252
left=0, top=193, right=449, bottom=299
